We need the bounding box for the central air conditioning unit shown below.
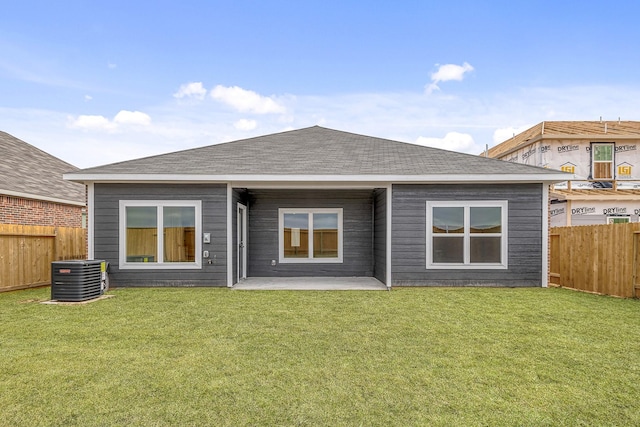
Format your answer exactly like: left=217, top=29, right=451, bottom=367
left=51, top=260, right=108, bottom=302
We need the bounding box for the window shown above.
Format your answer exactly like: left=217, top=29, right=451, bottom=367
left=426, top=201, right=508, bottom=269
left=278, top=208, right=343, bottom=263
left=607, top=217, right=630, bottom=224
left=119, top=200, right=202, bottom=269
left=592, top=143, right=614, bottom=179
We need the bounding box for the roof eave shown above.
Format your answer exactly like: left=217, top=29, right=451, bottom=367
left=64, top=172, right=571, bottom=185
left=0, top=189, right=85, bottom=206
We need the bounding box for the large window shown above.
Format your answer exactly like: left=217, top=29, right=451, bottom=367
left=592, top=143, right=614, bottom=180
left=426, top=201, right=508, bottom=269
left=278, top=208, right=343, bottom=263
left=119, top=200, right=202, bottom=269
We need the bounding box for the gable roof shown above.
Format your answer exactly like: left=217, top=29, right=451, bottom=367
left=486, top=121, right=640, bottom=158
left=1, top=131, right=85, bottom=205
left=66, top=126, right=568, bottom=183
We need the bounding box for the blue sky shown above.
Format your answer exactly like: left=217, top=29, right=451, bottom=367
left=2, top=0, right=640, bottom=168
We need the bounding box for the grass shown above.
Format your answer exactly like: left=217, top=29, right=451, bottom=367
left=1, top=286, right=639, bottom=426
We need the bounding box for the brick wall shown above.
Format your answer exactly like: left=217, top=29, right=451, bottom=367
left=0, top=195, right=84, bottom=228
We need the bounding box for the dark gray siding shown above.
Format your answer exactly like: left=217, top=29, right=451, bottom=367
left=391, top=184, right=543, bottom=287
left=373, top=188, right=387, bottom=284
left=247, top=189, right=374, bottom=277
left=94, top=183, right=227, bottom=287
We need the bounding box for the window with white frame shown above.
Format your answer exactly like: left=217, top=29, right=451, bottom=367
left=278, top=208, right=343, bottom=263
left=119, top=200, right=202, bottom=269
left=426, top=201, right=508, bottom=269
left=591, top=143, right=614, bottom=180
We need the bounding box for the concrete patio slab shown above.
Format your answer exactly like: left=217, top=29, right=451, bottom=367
left=41, top=294, right=115, bottom=305
left=232, top=277, right=388, bottom=290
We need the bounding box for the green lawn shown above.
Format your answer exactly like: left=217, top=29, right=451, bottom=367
left=1, top=286, right=638, bottom=426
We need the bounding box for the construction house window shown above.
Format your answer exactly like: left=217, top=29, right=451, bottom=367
left=119, top=200, right=202, bottom=269
left=607, top=217, right=630, bottom=224
left=278, top=208, right=343, bottom=263
left=592, top=143, right=614, bottom=180
left=426, top=201, right=508, bottom=269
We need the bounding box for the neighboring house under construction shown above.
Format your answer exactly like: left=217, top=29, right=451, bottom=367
left=485, top=120, right=640, bottom=226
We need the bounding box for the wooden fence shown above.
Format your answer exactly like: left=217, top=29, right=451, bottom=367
left=0, top=224, right=86, bottom=292
left=550, top=223, right=640, bottom=298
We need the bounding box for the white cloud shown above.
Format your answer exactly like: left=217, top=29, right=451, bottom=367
left=68, top=110, right=151, bottom=132
left=113, top=110, right=152, bottom=126
left=84, top=95, right=93, bottom=101
left=68, top=114, right=115, bottom=131
left=493, top=125, right=533, bottom=144
left=9, top=82, right=640, bottom=169
left=426, top=62, right=474, bottom=94
left=414, top=132, right=476, bottom=152
left=174, top=82, right=207, bottom=100
left=233, top=119, right=257, bottom=130
left=108, top=62, right=117, bottom=69
left=210, top=85, right=286, bottom=114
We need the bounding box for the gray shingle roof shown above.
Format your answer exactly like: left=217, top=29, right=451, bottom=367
left=73, top=126, right=564, bottom=178
left=1, top=131, right=85, bottom=204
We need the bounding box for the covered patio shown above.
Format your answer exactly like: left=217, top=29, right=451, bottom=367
left=231, top=187, right=389, bottom=287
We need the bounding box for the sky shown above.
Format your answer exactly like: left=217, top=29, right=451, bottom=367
left=2, top=0, right=640, bottom=169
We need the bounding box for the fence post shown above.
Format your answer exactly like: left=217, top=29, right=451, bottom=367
left=631, top=231, right=640, bottom=298
left=53, top=227, right=58, bottom=263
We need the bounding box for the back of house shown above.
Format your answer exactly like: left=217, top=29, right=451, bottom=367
left=65, top=126, right=568, bottom=289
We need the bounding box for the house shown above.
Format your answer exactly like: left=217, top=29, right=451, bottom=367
left=0, top=131, right=85, bottom=227
left=64, top=126, right=568, bottom=289
left=485, top=120, right=640, bottom=226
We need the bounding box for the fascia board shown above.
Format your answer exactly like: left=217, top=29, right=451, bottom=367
left=0, top=188, right=85, bottom=206
left=64, top=173, right=572, bottom=184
